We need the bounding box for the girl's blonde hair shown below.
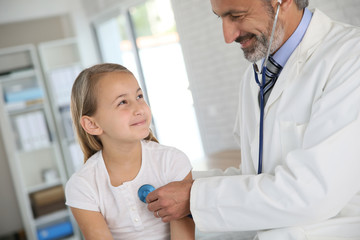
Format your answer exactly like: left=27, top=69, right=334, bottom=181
left=70, top=63, right=158, bottom=163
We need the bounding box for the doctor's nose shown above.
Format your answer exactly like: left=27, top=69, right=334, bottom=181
left=222, top=19, right=240, bottom=43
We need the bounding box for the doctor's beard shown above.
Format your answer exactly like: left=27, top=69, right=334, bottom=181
left=237, top=19, right=285, bottom=63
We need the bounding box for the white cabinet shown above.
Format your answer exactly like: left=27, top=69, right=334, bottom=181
left=0, top=44, right=81, bottom=240
left=38, top=38, right=84, bottom=176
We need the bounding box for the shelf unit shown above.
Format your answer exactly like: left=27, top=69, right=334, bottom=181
left=38, top=38, right=84, bottom=177
left=0, top=44, right=80, bottom=240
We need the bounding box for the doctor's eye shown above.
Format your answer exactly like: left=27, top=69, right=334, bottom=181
left=230, top=14, right=244, bottom=21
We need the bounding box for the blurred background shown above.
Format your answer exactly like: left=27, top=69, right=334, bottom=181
left=0, top=0, right=359, bottom=239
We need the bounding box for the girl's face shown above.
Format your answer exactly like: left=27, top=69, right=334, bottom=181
left=90, top=71, right=152, bottom=144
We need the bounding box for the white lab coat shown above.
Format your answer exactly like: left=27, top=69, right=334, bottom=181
left=191, top=9, right=360, bottom=240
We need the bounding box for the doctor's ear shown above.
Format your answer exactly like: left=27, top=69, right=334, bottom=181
left=276, top=0, right=293, bottom=11
left=80, top=116, right=103, bottom=136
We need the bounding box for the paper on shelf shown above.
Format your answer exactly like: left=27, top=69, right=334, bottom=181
left=15, top=114, right=32, bottom=151
left=14, top=111, right=51, bottom=151
left=33, top=111, right=51, bottom=148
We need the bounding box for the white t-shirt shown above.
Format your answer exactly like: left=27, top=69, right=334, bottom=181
left=65, top=140, right=192, bottom=240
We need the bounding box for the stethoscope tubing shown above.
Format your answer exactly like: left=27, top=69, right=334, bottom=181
left=253, top=66, right=267, bottom=174
left=252, top=2, right=281, bottom=174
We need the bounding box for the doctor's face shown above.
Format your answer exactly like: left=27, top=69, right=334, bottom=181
left=211, top=0, right=285, bottom=62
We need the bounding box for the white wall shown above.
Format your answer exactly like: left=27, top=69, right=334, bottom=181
left=310, top=0, right=360, bottom=25
left=170, top=0, right=245, bottom=154
left=0, top=0, right=99, bottom=67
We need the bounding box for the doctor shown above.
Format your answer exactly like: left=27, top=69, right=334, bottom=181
left=147, top=0, right=360, bottom=239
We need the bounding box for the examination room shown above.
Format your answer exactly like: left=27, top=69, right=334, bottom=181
left=1, top=0, right=360, bottom=239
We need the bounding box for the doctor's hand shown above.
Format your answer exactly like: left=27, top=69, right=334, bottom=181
left=146, top=179, right=194, bottom=222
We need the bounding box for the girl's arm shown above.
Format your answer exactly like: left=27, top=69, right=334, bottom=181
left=170, top=172, right=195, bottom=240
left=70, top=207, right=113, bottom=240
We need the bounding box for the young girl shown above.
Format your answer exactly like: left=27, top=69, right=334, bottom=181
left=65, top=63, right=195, bottom=240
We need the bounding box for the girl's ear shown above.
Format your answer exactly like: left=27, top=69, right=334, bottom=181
left=80, top=116, right=103, bottom=136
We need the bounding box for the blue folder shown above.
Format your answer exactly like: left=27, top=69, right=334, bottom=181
left=37, top=220, right=73, bottom=240
left=5, top=87, right=43, bottom=103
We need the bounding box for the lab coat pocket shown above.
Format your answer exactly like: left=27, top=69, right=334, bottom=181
left=280, top=121, right=307, bottom=159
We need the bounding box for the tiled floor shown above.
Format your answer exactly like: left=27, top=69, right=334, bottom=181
left=191, top=149, right=241, bottom=171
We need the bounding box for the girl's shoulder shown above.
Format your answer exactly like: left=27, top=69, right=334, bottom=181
left=141, top=140, right=190, bottom=167
left=141, top=140, right=192, bottom=182
left=68, top=151, right=103, bottom=183
left=141, top=140, right=186, bottom=157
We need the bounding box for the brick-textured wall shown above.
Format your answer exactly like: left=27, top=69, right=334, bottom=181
left=310, top=0, right=360, bottom=25
left=170, top=0, right=246, bottom=154
left=83, top=0, right=360, bottom=155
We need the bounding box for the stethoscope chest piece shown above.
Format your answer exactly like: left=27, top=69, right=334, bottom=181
left=138, top=184, right=155, bottom=203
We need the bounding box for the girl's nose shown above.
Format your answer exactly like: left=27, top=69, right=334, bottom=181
left=134, top=103, right=145, bottom=116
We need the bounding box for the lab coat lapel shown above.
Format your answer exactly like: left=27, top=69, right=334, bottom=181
left=264, top=8, right=332, bottom=114
left=264, top=59, right=298, bottom=114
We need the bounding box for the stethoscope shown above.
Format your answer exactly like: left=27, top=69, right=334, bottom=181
left=138, top=184, right=155, bottom=203
left=253, top=0, right=281, bottom=174
left=138, top=184, right=193, bottom=218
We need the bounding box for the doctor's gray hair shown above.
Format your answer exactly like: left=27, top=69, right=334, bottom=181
left=263, top=0, right=309, bottom=10
left=293, top=0, right=309, bottom=10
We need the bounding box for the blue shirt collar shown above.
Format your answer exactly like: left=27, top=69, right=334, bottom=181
left=272, top=8, right=313, bottom=67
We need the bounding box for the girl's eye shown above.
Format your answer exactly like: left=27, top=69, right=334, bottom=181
left=118, top=100, right=127, bottom=106
left=137, top=94, right=144, bottom=100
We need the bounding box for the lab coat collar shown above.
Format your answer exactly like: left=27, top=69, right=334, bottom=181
left=264, top=9, right=333, bottom=113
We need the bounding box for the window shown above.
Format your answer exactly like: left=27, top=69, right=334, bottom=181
left=94, top=0, right=204, bottom=160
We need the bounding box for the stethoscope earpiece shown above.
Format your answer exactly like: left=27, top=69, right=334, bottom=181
left=138, top=184, right=155, bottom=203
